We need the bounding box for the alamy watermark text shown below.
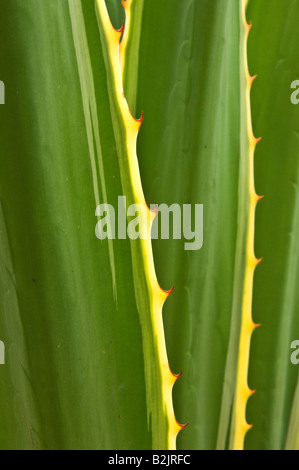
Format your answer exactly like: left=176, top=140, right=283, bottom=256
left=95, top=196, right=203, bottom=251
left=291, top=80, right=299, bottom=104
left=0, top=341, right=5, bottom=365
left=0, top=80, right=4, bottom=104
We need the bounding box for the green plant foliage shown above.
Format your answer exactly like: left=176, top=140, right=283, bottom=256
left=0, top=0, right=151, bottom=450
left=0, top=0, right=299, bottom=451
left=133, top=0, right=242, bottom=450
left=246, top=0, right=299, bottom=450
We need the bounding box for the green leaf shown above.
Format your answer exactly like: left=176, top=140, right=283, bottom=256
left=246, top=0, right=299, bottom=450
left=1, top=0, right=299, bottom=451
left=0, top=0, right=151, bottom=450
left=130, top=0, right=246, bottom=450
left=95, top=0, right=181, bottom=449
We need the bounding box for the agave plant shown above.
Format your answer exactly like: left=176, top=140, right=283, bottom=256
left=0, top=0, right=299, bottom=451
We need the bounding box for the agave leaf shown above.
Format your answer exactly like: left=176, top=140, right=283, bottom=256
left=128, top=0, right=247, bottom=450
left=246, top=0, right=299, bottom=450
left=0, top=0, right=152, bottom=450
left=218, top=0, right=262, bottom=450
left=95, top=0, right=182, bottom=449
left=1, top=0, right=299, bottom=451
